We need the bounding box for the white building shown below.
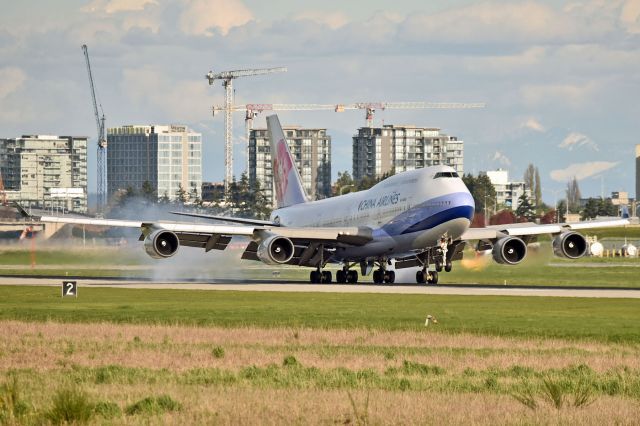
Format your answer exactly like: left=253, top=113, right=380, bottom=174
left=484, top=169, right=530, bottom=210
left=107, top=125, right=202, bottom=201
left=0, top=135, right=88, bottom=212
left=353, top=125, right=463, bottom=181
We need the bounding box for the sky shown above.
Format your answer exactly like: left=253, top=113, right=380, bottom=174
left=1, top=0, right=639, bottom=204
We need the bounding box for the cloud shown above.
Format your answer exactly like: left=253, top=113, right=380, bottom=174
left=550, top=161, right=618, bottom=182
left=520, top=81, right=599, bottom=108
left=559, top=132, right=599, bottom=151
left=178, top=0, right=253, bottom=36
left=492, top=151, right=511, bottom=167
left=522, top=118, right=545, bottom=132
left=620, top=0, right=640, bottom=34
left=294, top=11, right=349, bottom=29
left=0, top=67, right=26, bottom=99
left=83, top=0, right=157, bottom=14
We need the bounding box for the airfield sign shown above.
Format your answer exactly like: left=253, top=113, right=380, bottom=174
left=62, top=281, right=77, bottom=298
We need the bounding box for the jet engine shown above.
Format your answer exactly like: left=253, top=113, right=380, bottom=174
left=492, top=236, right=527, bottom=265
left=144, top=230, right=180, bottom=259
left=552, top=231, right=587, bottom=259
left=256, top=235, right=295, bottom=265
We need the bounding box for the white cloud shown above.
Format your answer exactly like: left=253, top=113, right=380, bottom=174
left=520, top=81, right=599, bottom=108
left=620, top=0, right=640, bottom=33
left=0, top=67, right=26, bottom=99
left=492, top=151, right=511, bottom=167
left=522, top=118, right=545, bottom=132
left=550, top=161, right=618, bottom=182
left=559, top=132, right=599, bottom=151
left=294, top=11, right=349, bottom=29
left=83, top=0, right=157, bottom=14
left=179, top=0, right=253, bottom=36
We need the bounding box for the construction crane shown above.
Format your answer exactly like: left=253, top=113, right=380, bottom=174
left=81, top=44, right=107, bottom=213
left=205, top=67, right=287, bottom=193
left=212, top=101, right=486, bottom=171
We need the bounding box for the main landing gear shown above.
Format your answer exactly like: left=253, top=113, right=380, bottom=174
left=372, top=260, right=395, bottom=284
left=310, top=269, right=332, bottom=284
left=416, top=269, right=438, bottom=285
left=336, top=266, right=358, bottom=284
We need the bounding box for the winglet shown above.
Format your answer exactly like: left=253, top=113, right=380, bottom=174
left=266, top=114, right=309, bottom=209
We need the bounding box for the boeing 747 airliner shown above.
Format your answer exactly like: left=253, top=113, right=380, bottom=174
left=40, top=115, right=629, bottom=284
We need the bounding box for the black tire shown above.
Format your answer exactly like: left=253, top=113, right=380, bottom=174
left=384, top=271, right=395, bottom=284
left=336, top=270, right=346, bottom=283
left=435, top=261, right=443, bottom=272
left=373, top=270, right=382, bottom=284
left=310, top=271, right=320, bottom=283
left=445, top=261, right=452, bottom=272
left=416, top=270, right=426, bottom=284
left=322, top=271, right=332, bottom=284
left=347, top=270, right=358, bottom=283
left=428, top=270, right=439, bottom=285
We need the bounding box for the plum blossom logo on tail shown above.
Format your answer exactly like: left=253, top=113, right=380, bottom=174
left=274, top=138, right=293, bottom=203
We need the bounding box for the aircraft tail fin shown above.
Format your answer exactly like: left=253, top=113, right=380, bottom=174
left=266, top=114, right=309, bottom=209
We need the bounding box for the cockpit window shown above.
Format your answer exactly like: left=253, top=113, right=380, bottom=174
left=433, top=172, right=459, bottom=179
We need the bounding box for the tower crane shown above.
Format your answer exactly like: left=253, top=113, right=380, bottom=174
left=212, top=101, right=486, bottom=172
left=81, top=44, right=107, bottom=212
left=205, top=67, right=287, bottom=193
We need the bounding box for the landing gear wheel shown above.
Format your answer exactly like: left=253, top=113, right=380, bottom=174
left=435, top=261, right=443, bottom=272
left=347, top=270, right=358, bottom=283
left=321, top=271, right=332, bottom=284
left=444, top=261, right=452, bottom=273
left=310, top=270, right=321, bottom=284
left=336, top=270, right=347, bottom=284
left=416, top=270, right=427, bottom=284
left=427, top=270, right=439, bottom=285
left=384, top=271, right=395, bottom=284
left=373, top=269, right=383, bottom=284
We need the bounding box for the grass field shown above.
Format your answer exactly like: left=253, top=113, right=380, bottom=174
left=1, top=285, right=640, bottom=424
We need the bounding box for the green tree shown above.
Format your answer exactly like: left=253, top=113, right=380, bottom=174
left=556, top=199, right=567, bottom=222
left=141, top=181, right=156, bottom=203
left=176, top=184, right=188, bottom=204
left=515, top=192, right=536, bottom=221
left=566, top=177, right=581, bottom=213
left=534, top=167, right=542, bottom=210
left=463, top=173, right=496, bottom=214
left=334, top=171, right=355, bottom=195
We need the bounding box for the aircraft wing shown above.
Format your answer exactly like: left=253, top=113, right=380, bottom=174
left=460, top=218, right=630, bottom=241
left=39, top=216, right=373, bottom=261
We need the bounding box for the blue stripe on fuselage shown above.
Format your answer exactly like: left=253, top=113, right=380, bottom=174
left=381, top=192, right=474, bottom=236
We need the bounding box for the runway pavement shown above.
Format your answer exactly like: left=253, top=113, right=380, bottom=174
left=1, top=276, right=639, bottom=298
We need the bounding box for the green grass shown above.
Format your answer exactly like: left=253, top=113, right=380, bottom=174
left=1, top=285, right=639, bottom=343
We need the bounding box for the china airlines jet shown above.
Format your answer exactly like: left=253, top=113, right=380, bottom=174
left=41, top=115, right=629, bottom=284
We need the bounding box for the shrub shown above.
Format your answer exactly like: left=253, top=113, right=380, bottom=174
left=93, top=401, right=121, bottom=419
left=510, top=381, right=538, bottom=411
left=125, top=395, right=181, bottom=416
left=283, top=355, right=300, bottom=367
left=542, top=377, right=565, bottom=409
left=45, top=388, right=94, bottom=425
left=211, top=346, right=225, bottom=359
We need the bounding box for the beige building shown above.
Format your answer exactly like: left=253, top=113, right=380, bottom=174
left=484, top=169, right=530, bottom=210
left=0, top=135, right=88, bottom=212
left=352, top=125, right=463, bottom=181
left=248, top=127, right=331, bottom=206
left=107, top=125, right=202, bottom=201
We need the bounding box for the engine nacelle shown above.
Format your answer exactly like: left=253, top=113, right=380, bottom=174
left=552, top=231, right=587, bottom=259
left=256, top=235, right=295, bottom=265
left=492, top=236, right=527, bottom=265
left=144, top=230, right=180, bottom=259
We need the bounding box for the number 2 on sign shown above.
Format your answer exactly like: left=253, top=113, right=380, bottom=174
left=65, top=283, right=74, bottom=296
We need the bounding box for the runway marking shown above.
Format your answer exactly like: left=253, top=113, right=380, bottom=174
left=0, top=277, right=639, bottom=298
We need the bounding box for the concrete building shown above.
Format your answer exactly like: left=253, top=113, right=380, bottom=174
left=201, top=181, right=225, bottom=203
left=352, top=125, right=463, bottom=181
left=484, top=169, right=530, bottom=210
left=248, top=127, right=331, bottom=207
left=636, top=145, right=640, bottom=204
left=0, top=135, right=88, bottom=212
left=107, top=125, right=202, bottom=201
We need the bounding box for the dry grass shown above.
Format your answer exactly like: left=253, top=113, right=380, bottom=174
left=2, top=320, right=640, bottom=424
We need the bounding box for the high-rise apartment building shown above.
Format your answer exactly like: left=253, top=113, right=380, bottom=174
left=0, top=135, right=88, bottom=212
left=635, top=145, right=640, bottom=203
left=248, top=127, right=331, bottom=206
left=352, top=125, right=463, bottom=181
left=107, top=125, right=202, bottom=201
left=484, top=169, right=531, bottom=210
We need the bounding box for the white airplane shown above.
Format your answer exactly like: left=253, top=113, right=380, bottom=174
left=40, top=115, right=629, bottom=284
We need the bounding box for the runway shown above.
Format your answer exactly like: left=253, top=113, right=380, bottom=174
left=1, top=276, right=639, bottom=298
